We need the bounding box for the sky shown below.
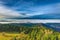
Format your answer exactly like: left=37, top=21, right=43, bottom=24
left=0, top=0, right=60, bottom=20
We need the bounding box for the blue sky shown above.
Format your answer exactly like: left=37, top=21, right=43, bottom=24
left=0, top=0, right=60, bottom=19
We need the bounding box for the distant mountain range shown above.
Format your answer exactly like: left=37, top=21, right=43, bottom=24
left=42, top=23, right=60, bottom=32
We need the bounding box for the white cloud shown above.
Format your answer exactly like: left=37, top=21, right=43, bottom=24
left=0, top=4, right=24, bottom=18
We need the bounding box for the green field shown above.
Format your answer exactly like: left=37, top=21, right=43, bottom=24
left=0, top=24, right=60, bottom=40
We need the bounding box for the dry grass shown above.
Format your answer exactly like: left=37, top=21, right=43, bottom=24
left=0, top=32, right=20, bottom=40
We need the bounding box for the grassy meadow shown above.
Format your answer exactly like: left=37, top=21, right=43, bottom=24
left=0, top=24, right=60, bottom=40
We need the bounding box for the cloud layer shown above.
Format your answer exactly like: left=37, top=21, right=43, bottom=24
left=0, top=3, right=23, bottom=18
left=0, top=1, right=60, bottom=19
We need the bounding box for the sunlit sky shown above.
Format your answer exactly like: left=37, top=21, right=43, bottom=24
left=0, top=0, right=60, bottom=20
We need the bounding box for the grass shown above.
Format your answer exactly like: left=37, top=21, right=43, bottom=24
left=0, top=25, right=60, bottom=40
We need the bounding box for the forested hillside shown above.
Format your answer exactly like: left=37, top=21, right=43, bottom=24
left=0, top=23, right=60, bottom=40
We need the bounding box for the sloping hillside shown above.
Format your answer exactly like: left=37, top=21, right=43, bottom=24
left=0, top=23, right=60, bottom=40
